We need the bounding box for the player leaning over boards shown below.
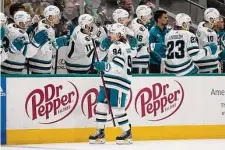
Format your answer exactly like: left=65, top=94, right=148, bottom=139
left=1, top=11, right=48, bottom=74
left=97, top=8, right=138, bottom=62
left=29, top=5, right=68, bottom=74
left=195, top=8, right=221, bottom=73
left=66, top=14, right=107, bottom=74
left=89, top=23, right=132, bottom=145
left=163, top=13, right=216, bottom=76
left=129, top=5, right=153, bottom=74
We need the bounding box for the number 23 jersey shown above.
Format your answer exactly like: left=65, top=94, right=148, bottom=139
left=104, top=41, right=132, bottom=94
left=165, top=30, right=203, bottom=76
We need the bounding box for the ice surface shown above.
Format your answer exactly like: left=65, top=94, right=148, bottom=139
left=1, top=139, right=225, bottom=150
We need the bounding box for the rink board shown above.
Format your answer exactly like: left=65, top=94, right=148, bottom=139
left=2, top=74, right=225, bottom=145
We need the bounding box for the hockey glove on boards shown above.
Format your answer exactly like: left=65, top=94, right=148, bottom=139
left=94, top=61, right=110, bottom=72
left=52, top=36, right=68, bottom=50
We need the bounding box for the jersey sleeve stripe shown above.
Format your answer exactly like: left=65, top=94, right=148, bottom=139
left=113, top=61, right=124, bottom=68
left=194, top=58, right=218, bottom=63
left=188, top=48, right=200, bottom=57
left=166, top=61, right=194, bottom=73
left=4, top=60, right=25, bottom=66
left=165, top=59, right=191, bottom=68
left=113, top=56, right=125, bottom=63
left=113, top=57, right=125, bottom=68
left=187, top=46, right=199, bottom=51
left=189, top=51, right=199, bottom=57
left=29, top=58, right=52, bottom=64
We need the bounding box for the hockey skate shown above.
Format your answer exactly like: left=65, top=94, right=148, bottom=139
left=116, top=129, right=133, bottom=145
left=89, top=129, right=105, bottom=144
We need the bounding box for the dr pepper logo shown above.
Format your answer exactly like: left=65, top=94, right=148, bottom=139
left=135, top=81, right=184, bottom=121
left=25, top=82, right=79, bottom=124
left=81, top=88, right=132, bottom=120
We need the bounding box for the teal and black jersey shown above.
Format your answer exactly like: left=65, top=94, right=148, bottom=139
left=149, top=25, right=168, bottom=65
left=217, top=29, right=225, bottom=51
left=146, top=18, right=155, bottom=31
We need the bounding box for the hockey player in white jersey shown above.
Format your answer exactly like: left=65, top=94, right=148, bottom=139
left=29, top=5, right=66, bottom=74
left=195, top=8, right=220, bottom=73
left=1, top=11, right=47, bottom=74
left=0, top=12, right=8, bottom=63
left=112, top=8, right=138, bottom=55
left=164, top=13, right=216, bottom=76
left=89, top=23, right=132, bottom=144
left=129, top=5, right=152, bottom=74
left=66, top=14, right=107, bottom=74
left=98, top=9, right=137, bottom=63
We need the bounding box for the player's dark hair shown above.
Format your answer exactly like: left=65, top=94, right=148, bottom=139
left=119, top=36, right=127, bottom=43
left=174, top=25, right=182, bottom=30
left=139, top=0, right=151, bottom=5
left=9, top=3, right=25, bottom=17
left=154, top=10, right=167, bottom=23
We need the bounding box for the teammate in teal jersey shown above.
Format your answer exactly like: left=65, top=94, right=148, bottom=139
left=29, top=5, right=68, bottom=74
left=89, top=23, right=132, bottom=145
left=149, top=10, right=169, bottom=73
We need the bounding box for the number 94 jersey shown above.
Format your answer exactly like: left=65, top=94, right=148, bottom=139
left=165, top=30, right=203, bottom=76
left=104, top=41, right=132, bottom=94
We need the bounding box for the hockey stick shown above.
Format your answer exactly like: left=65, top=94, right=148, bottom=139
left=26, top=59, right=30, bottom=74
left=91, top=38, right=116, bottom=127
left=54, top=48, right=59, bottom=74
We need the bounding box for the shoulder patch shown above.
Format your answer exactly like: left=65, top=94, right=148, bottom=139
left=196, top=31, right=201, bottom=37
left=139, top=26, right=145, bottom=31
left=85, top=36, right=91, bottom=41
